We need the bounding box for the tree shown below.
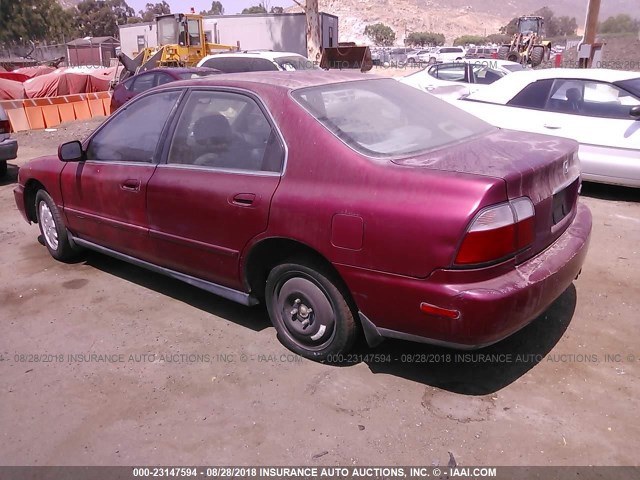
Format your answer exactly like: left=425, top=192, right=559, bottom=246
left=0, top=0, right=77, bottom=45
left=241, top=5, right=267, bottom=14
left=499, top=17, right=518, bottom=35
left=291, top=0, right=321, bottom=63
left=139, top=1, right=170, bottom=22
left=405, top=31, right=445, bottom=46
left=555, top=16, right=578, bottom=36
left=201, top=1, right=224, bottom=15
left=486, top=33, right=510, bottom=44
left=75, top=0, right=135, bottom=38
left=598, top=14, right=640, bottom=34
left=270, top=6, right=284, bottom=13
left=364, top=23, right=396, bottom=46
left=453, top=35, right=488, bottom=46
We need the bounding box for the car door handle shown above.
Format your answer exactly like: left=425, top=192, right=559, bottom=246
left=121, top=179, right=141, bottom=192
left=544, top=124, right=561, bottom=130
left=231, top=193, right=256, bottom=206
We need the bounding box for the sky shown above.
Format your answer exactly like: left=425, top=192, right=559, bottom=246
left=126, top=0, right=295, bottom=15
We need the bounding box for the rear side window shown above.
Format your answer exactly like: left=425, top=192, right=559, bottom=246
left=132, top=73, right=156, bottom=93
left=293, top=78, right=493, bottom=158
left=167, top=90, right=284, bottom=172
left=508, top=79, right=554, bottom=109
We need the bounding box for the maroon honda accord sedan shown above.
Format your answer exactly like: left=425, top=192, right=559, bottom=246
left=14, top=71, right=592, bottom=360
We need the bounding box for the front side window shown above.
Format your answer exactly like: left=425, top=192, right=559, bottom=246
left=292, top=79, right=493, bottom=158
left=167, top=90, right=284, bottom=172
left=546, top=79, right=640, bottom=118
left=87, top=91, right=180, bottom=163
left=187, top=19, right=201, bottom=46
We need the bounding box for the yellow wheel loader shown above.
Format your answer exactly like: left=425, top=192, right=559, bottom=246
left=497, top=15, right=551, bottom=68
left=117, top=13, right=238, bottom=81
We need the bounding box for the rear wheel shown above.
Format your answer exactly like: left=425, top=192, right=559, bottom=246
left=35, top=190, right=80, bottom=262
left=497, top=46, right=509, bottom=60
left=265, top=260, right=358, bottom=361
left=0, top=160, right=7, bottom=178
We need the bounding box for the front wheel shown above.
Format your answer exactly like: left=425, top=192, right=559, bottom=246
left=35, top=190, right=80, bottom=262
left=265, top=261, right=358, bottom=361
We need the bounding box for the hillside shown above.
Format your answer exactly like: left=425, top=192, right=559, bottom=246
left=287, top=0, right=637, bottom=44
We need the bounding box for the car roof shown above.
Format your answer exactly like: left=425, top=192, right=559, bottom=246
left=163, top=70, right=384, bottom=91
left=467, top=68, right=640, bottom=103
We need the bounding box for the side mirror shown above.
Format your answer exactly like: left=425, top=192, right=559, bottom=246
left=58, top=141, right=85, bottom=162
left=630, top=105, right=640, bottom=120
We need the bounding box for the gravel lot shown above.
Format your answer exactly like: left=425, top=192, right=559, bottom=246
left=1, top=119, right=639, bottom=467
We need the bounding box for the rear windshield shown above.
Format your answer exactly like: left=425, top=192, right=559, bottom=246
left=274, top=55, right=317, bottom=71
left=615, top=78, right=640, bottom=98
left=292, top=78, right=493, bottom=158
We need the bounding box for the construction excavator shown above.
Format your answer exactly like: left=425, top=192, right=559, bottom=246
left=116, top=12, right=238, bottom=82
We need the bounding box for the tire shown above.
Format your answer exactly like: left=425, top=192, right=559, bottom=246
left=531, top=46, right=545, bottom=67
left=265, top=260, right=358, bottom=361
left=35, top=190, right=80, bottom=262
left=507, top=50, right=521, bottom=63
left=0, top=161, right=6, bottom=178
left=497, top=46, right=509, bottom=60
left=428, top=57, right=436, bottom=64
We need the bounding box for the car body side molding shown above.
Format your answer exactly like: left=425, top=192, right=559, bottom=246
left=70, top=234, right=259, bottom=307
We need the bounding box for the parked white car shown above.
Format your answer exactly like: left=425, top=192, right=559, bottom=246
left=406, top=48, right=435, bottom=64
left=197, top=51, right=316, bottom=72
left=454, top=68, right=640, bottom=188
left=399, top=59, right=524, bottom=97
left=429, top=46, right=466, bottom=63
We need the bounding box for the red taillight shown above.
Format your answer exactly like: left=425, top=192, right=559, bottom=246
left=0, top=119, right=10, bottom=134
left=455, top=198, right=535, bottom=266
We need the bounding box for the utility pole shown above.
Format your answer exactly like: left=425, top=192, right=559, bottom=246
left=582, top=0, right=600, bottom=45
left=580, top=0, right=601, bottom=67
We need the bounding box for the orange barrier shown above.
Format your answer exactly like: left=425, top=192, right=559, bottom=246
left=0, top=99, right=30, bottom=132
left=86, top=93, right=106, bottom=117
left=1, top=92, right=112, bottom=132
left=23, top=99, right=46, bottom=130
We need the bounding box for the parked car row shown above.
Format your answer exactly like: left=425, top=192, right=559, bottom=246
left=15, top=70, right=593, bottom=361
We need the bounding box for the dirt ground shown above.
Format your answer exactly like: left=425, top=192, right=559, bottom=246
left=0, top=119, right=639, bottom=467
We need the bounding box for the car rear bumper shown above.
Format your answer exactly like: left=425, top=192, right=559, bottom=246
left=0, top=137, right=18, bottom=162
left=340, top=202, right=592, bottom=349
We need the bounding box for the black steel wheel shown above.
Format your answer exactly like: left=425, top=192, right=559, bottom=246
left=265, top=260, right=358, bottom=361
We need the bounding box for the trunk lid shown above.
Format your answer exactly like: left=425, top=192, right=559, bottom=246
left=392, top=129, right=581, bottom=262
